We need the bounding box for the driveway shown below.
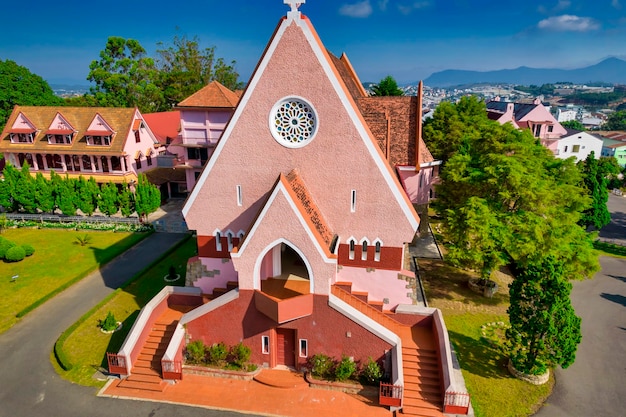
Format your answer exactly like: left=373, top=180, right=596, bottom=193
left=534, top=193, right=626, bottom=416
left=0, top=232, right=245, bottom=417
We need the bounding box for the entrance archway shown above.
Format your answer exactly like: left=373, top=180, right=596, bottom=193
left=256, top=240, right=313, bottom=296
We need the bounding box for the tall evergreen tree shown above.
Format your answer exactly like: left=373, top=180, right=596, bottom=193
left=0, top=163, right=20, bottom=211
left=507, top=257, right=582, bottom=375
left=118, top=183, right=134, bottom=217
left=98, top=182, right=119, bottom=216
left=578, top=152, right=611, bottom=230
left=34, top=173, right=55, bottom=213
left=134, top=174, right=161, bottom=221
left=76, top=176, right=98, bottom=216
left=13, top=162, right=37, bottom=213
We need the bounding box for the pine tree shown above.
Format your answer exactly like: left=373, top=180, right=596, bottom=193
left=134, top=174, right=161, bottom=221
left=56, top=176, right=78, bottom=216
left=507, top=257, right=582, bottom=375
left=98, top=182, right=119, bottom=216
left=118, top=183, right=134, bottom=217
left=13, top=162, right=37, bottom=213
left=34, top=173, right=55, bottom=213
left=76, top=176, right=97, bottom=216
left=578, top=152, right=611, bottom=230
left=0, top=163, right=21, bottom=211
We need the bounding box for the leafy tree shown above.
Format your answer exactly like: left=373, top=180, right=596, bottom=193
left=118, top=183, right=134, bottom=217
left=507, top=257, right=581, bottom=375
left=578, top=152, right=611, bottom=230
left=0, top=60, right=63, bottom=130
left=34, top=173, right=55, bottom=213
left=434, top=100, right=598, bottom=281
left=13, top=162, right=37, bottom=213
left=98, top=182, right=119, bottom=216
left=560, top=120, right=585, bottom=131
left=156, top=34, right=243, bottom=108
left=88, top=37, right=163, bottom=112
left=50, top=172, right=78, bottom=216
left=134, top=174, right=161, bottom=221
left=422, top=96, right=486, bottom=163
left=370, top=75, right=403, bottom=96
left=604, top=110, right=626, bottom=130
left=600, top=157, right=624, bottom=189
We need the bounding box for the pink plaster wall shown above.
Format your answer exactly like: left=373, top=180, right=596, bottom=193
left=121, top=111, right=160, bottom=174
left=397, top=166, right=436, bottom=205
left=180, top=110, right=232, bottom=146
left=185, top=21, right=417, bottom=248
left=336, top=265, right=413, bottom=310
left=232, top=189, right=336, bottom=295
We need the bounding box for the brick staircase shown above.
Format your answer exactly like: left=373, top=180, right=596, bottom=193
left=332, top=283, right=444, bottom=417
left=117, top=316, right=178, bottom=392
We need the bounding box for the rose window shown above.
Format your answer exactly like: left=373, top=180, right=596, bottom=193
left=270, top=97, right=318, bottom=148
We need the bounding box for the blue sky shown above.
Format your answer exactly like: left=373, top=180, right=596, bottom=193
left=2, top=0, right=626, bottom=86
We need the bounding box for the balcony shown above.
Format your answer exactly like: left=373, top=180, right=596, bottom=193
left=254, top=290, right=313, bottom=324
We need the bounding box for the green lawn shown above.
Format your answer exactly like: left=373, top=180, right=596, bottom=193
left=0, top=229, right=147, bottom=334
left=56, top=237, right=195, bottom=387
left=420, top=259, right=553, bottom=417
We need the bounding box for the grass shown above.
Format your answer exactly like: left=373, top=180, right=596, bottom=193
left=54, top=236, right=196, bottom=387
left=0, top=228, right=147, bottom=334
left=420, top=259, right=553, bottom=417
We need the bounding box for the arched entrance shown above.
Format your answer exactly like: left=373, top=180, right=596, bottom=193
left=257, top=240, right=313, bottom=298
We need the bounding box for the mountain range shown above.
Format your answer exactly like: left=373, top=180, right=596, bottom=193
left=424, top=57, right=626, bottom=87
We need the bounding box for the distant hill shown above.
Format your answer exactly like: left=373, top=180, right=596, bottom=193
left=424, top=57, right=626, bottom=87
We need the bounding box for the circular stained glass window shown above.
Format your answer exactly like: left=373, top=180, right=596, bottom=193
left=269, top=97, right=318, bottom=148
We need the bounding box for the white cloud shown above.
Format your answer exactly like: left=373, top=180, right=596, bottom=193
left=537, top=15, right=600, bottom=31
left=339, top=1, right=373, bottom=18
left=612, top=0, right=621, bottom=9
left=397, top=1, right=430, bottom=15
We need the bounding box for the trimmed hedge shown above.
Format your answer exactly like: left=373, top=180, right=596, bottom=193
left=5, top=245, right=25, bottom=262
left=21, top=244, right=35, bottom=256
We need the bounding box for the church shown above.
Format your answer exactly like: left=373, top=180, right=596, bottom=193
left=108, top=2, right=469, bottom=415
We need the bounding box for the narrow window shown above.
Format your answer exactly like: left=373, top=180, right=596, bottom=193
left=135, top=158, right=142, bottom=170
left=375, top=241, right=381, bottom=262
left=349, top=239, right=355, bottom=260
left=262, top=336, right=270, bottom=354
left=227, top=231, right=234, bottom=251
left=146, top=155, right=152, bottom=166
left=351, top=189, right=356, bottom=213
left=564, top=145, right=568, bottom=153
left=361, top=241, right=368, bottom=261
left=236, top=185, right=243, bottom=206
left=135, top=130, right=140, bottom=143
left=299, top=339, right=308, bottom=358
left=215, top=231, right=222, bottom=251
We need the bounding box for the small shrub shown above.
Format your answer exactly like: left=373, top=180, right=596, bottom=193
left=360, top=357, right=383, bottom=385
left=75, top=233, right=93, bottom=246
left=167, top=265, right=178, bottom=280
left=229, top=342, right=252, bottom=368
left=185, top=340, right=207, bottom=364
left=207, top=342, right=229, bottom=365
left=334, top=355, right=357, bottom=382
left=0, top=214, right=8, bottom=233
left=100, top=311, right=118, bottom=332
left=309, top=353, right=334, bottom=379
left=21, top=244, right=35, bottom=257
left=5, top=245, right=25, bottom=262
left=0, top=238, right=16, bottom=258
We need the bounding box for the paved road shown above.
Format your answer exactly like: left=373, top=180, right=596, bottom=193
left=599, top=193, right=626, bottom=246
left=0, top=232, right=245, bottom=417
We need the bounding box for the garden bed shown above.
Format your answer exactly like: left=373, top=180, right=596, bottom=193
left=305, top=372, right=378, bottom=396
left=183, top=364, right=261, bottom=380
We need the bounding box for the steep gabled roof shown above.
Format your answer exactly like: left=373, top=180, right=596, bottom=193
left=177, top=81, right=240, bottom=108
left=143, top=111, right=180, bottom=143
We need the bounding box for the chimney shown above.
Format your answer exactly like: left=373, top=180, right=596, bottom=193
left=416, top=81, right=423, bottom=170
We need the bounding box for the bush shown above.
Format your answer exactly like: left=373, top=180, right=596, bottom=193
left=5, top=245, right=25, bottom=262
left=229, top=342, right=252, bottom=368
left=100, top=311, right=118, bottom=332
left=75, top=233, right=92, bottom=246
left=21, top=243, right=35, bottom=257
left=309, top=353, right=334, bottom=379
left=0, top=238, right=16, bottom=258
left=360, top=356, right=383, bottom=385
left=185, top=340, right=207, bottom=364
left=334, top=355, right=357, bottom=382
left=207, top=342, right=228, bottom=365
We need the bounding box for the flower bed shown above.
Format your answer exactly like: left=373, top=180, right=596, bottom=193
left=305, top=372, right=378, bottom=396
left=183, top=364, right=261, bottom=380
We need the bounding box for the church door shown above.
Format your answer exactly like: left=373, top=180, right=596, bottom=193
left=276, top=328, right=295, bottom=367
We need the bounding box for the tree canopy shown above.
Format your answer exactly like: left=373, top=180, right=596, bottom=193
left=370, top=75, right=403, bottom=96
left=0, top=59, right=63, bottom=131
left=86, top=35, right=242, bottom=113
left=604, top=110, right=626, bottom=130
left=431, top=96, right=599, bottom=281
left=578, top=152, right=611, bottom=230
left=560, top=120, right=585, bottom=131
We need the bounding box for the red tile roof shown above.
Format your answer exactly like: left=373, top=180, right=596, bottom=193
left=143, top=111, right=181, bottom=144
left=177, top=81, right=240, bottom=108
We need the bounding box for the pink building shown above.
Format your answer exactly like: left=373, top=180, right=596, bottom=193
left=486, top=97, right=567, bottom=140
left=0, top=106, right=162, bottom=184
left=108, top=3, right=467, bottom=415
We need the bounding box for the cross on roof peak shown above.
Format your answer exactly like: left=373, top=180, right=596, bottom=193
left=284, top=0, right=305, bottom=16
